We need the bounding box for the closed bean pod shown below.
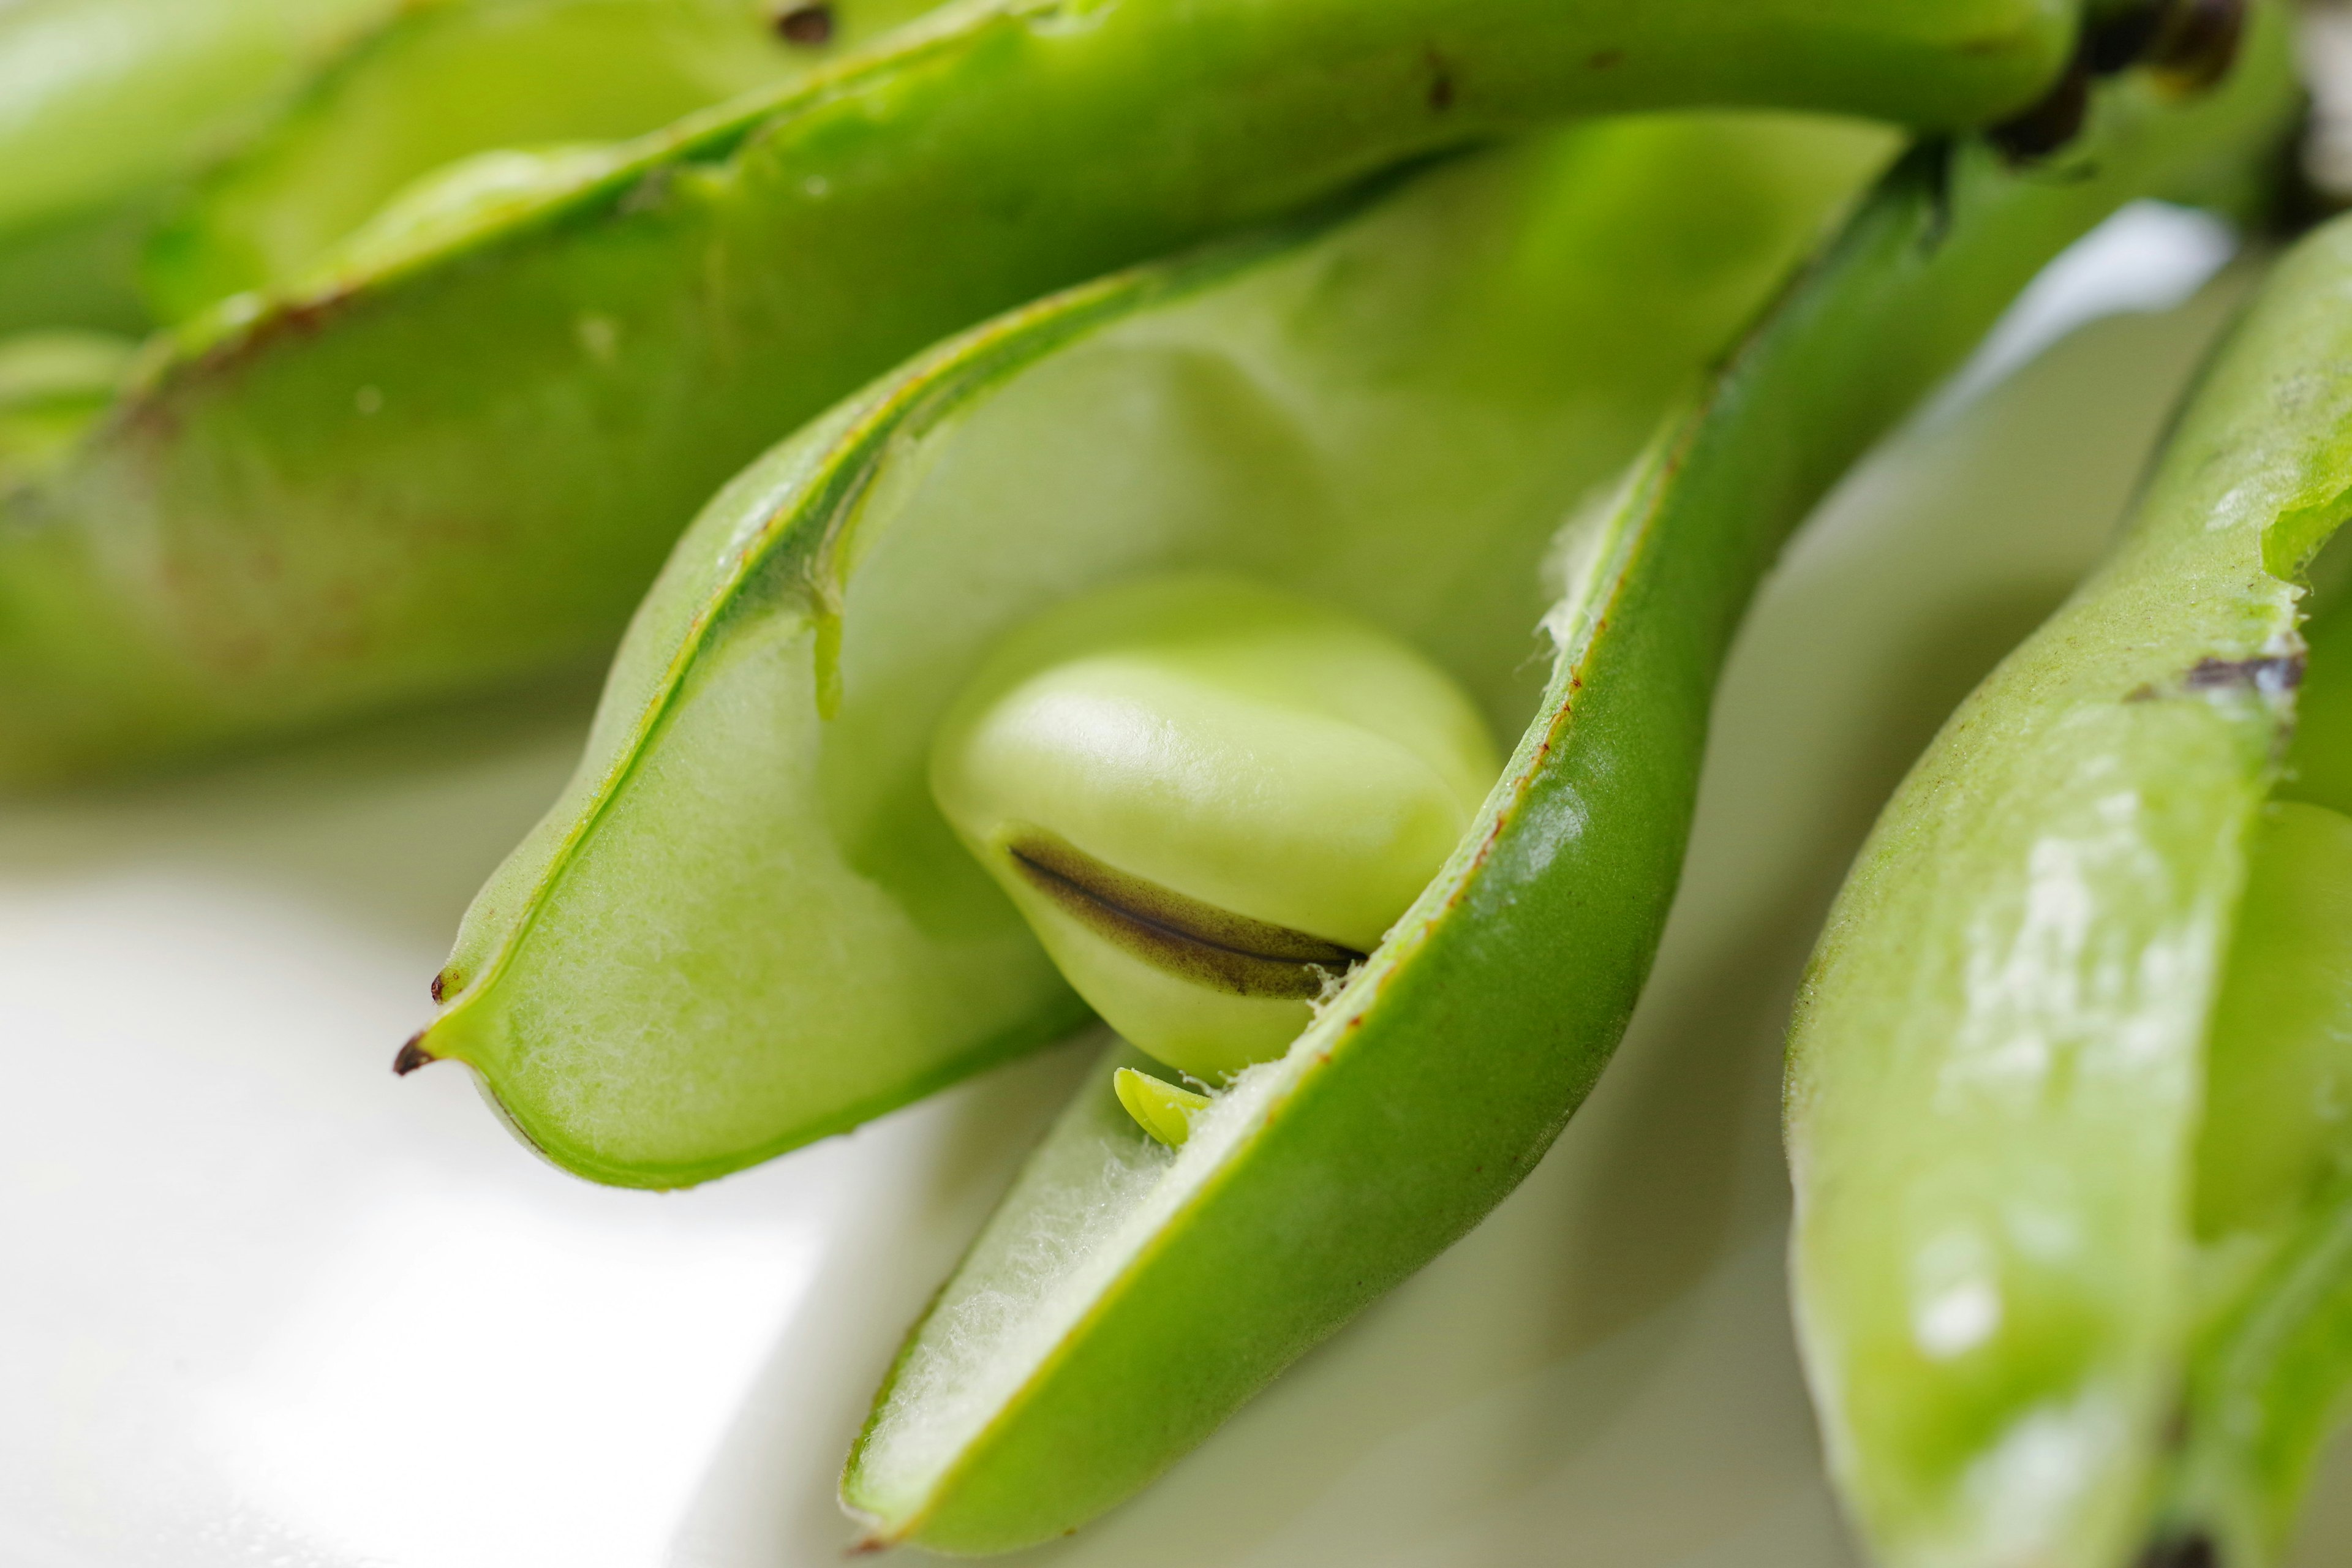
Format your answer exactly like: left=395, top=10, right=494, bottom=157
left=1785, top=115, right=2352, bottom=1568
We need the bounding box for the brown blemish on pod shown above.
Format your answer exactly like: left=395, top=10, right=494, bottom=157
left=1424, top=48, right=1455, bottom=113
left=2124, top=650, right=2303, bottom=703
left=775, top=2, right=834, bottom=45
left=2185, top=653, right=2304, bottom=694
left=1003, top=830, right=1360, bottom=1000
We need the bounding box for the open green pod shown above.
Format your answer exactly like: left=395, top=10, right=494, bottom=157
left=0, top=0, right=2083, bottom=785
left=1782, top=91, right=2352, bottom=1568
left=837, top=32, right=2297, bottom=1556
left=406, top=113, right=1902, bottom=1185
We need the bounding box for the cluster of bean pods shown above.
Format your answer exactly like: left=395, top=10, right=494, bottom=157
left=9, top=0, right=2352, bottom=1559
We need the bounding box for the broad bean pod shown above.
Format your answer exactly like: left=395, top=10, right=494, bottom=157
left=838, top=24, right=2296, bottom=1553
left=0, top=0, right=2083, bottom=783
left=0, top=0, right=951, bottom=489
left=1786, top=134, right=2352, bottom=1568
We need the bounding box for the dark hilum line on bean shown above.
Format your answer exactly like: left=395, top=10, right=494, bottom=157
left=1005, top=831, right=1360, bottom=1000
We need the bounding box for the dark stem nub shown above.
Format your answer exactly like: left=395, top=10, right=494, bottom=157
left=1004, top=830, right=1362, bottom=1001
left=393, top=1033, right=439, bottom=1076
left=2086, top=2, right=2171, bottom=75
left=1988, top=59, right=2090, bottom=162
left=2145, top=0, right=2247, bottom=92
left=2140, top=1532, right=2220, bottom=1568
left=1989, top=0, right=2247, bottom=164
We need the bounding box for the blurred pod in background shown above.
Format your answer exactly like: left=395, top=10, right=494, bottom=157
left=0, top=0, right=2082, bottom=787
left=0, top=0, right=394, bottom=336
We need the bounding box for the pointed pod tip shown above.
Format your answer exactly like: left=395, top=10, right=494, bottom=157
left=393, top=1033, right=439, bottom=1076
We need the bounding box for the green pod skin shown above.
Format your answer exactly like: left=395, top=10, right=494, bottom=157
left=841, top=38, right=2299, bottom=1558
left=0, top=0, right=399, bottom=335
left=0, top=0, right=2082, bottom=786
left=139, top=0, right=944, bottom=323
left=1781, top=129, right=2352, bottom=1568
left=404, top=114, right=1903, bottom=1188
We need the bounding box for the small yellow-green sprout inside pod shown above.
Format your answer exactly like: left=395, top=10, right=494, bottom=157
left=1113, top=1068, right=1210, bottom=1149
left=930, top=573, right=1499, bottom=1080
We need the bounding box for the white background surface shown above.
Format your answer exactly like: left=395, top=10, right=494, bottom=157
left=4, top=209, right=2348, bottom=1567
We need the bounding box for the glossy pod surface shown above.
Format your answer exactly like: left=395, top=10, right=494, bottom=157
left=0, top=0, right=2080, bottom=784
left=842, top=36, right=2297, bottom=1556
left=1785, top=174, right=2352, bottom=1568
left=408, top=115, right=1901, bottom=1186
